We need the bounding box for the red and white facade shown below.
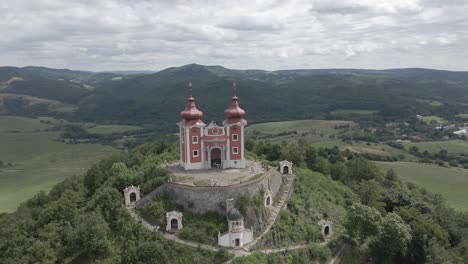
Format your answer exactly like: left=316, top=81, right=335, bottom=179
left=178, top=85, right=247, bottom=170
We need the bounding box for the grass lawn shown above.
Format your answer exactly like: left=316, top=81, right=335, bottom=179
left=248, top=119, right=356, bottom=143
left=456, top=114, right=468, bottom=119
left=374, top=161, right=468, bottom=211
left=248, top=119, right=414, bottom=159
left=403, top=140, right=468, bottom=154
left=87, top=124, right=142, bottom=134
left=416, top=99, right=444, bottom=106
left=0, top=115, right=51, bottom=132
left=330, top=109, right=378, bottom=115
left=0, top=116, right=120, bottom=212
left=420, top=115, right=448, bottom=124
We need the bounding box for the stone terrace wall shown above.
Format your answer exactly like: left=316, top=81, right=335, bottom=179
left=136, top=170, right=283, bottom=214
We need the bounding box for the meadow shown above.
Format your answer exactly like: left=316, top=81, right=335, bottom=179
left=403, top=140, right=468, bottom=154
left=415, top=99, right=444, bottom=106
left=329, top=109, right=378, bottom=115
left=0, top=116, right=119, bottom=212
left=374, top=161, right=468, bottom=211
left=247, top=119, right=356, bottom=146
left=456, top=113, right=468, bottom=119
left=420, top=115, right=448, bottom=124
left=87, top=124, right=142, bottom=134
left=248, top=119, right=413, bottom=160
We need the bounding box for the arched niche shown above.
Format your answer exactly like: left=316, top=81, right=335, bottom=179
left=166, top=211, right=183, bottom=232
left=123, top=185, right=141, bottom=207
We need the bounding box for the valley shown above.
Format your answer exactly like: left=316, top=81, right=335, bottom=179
left=0, top=116, right=124, bottom=212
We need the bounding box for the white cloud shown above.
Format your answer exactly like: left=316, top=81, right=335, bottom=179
left=0, top=0, right=466, bottom=71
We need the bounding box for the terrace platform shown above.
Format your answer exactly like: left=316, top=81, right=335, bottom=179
left=166, top=160, right=267, bottom=186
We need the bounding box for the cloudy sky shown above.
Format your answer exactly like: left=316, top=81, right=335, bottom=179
left=1, top=0, right=467, bottom=71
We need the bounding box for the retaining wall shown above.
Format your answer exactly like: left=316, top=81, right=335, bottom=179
left=136, top=170, right=283, bottom=214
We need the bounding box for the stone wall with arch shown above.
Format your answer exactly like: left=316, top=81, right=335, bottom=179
left=318, top=219, right=333, bottom=238
left=136, top=170, right=284, bottom=215
left=264, top=190, right=273, bottom=207
left=279, top=160, right=293, bottom=175
left=166, top=211, right=183, bottom=232
left=123, top=185, right=141, bottom=207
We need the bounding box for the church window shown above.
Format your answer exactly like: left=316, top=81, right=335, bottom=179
left=233, top=147, right=238, bottom=154
left=232, top=134, right=238, bottom=141
left=192, top=136, right=198, bottom=144
left=193, top=150, right=198, bottom=157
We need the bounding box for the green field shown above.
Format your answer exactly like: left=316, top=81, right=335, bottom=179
left=416, top=99, right=444, bottom=106
left=330, top=109, right=378, bottom=115
left=87, top=124, right=142, bottom=134
left=0, top=116, right=119, bottom=212
left=374, top=161, right=468, bottom=211
left=420, top=115, right=447, bottom=124
left=456, top=114, right=468, bottom=119
left=248, top=119, right=413, bottom=159
left=403, top=140, right=468, bottom=154
left=341, top=141, right=415, bottom=161
left=248, top=119, right=358, bottom=150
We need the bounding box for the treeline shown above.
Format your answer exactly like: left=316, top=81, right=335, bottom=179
left=409, top=146, right=468, bottom=169
left=0, top=142, right=229, bottom=264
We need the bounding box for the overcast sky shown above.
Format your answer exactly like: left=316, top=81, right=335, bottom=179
left=1, top=0, right=467, bottom=71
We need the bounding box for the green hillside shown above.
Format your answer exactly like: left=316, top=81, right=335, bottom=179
left=2, top=64, right=468, bottom=130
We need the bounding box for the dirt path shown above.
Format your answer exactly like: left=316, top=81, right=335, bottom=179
left=243, top=173, right=296, bottom=251
left=329, top=244, right=347, bottom=264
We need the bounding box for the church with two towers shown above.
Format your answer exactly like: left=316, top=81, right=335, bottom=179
left=178, top=82, right=247, bottom=170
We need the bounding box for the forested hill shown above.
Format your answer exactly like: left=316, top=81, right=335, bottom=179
left=1, top=64, right=468, bottom=130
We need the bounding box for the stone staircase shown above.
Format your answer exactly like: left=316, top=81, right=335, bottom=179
left=243, top=173, right=295, bottom=251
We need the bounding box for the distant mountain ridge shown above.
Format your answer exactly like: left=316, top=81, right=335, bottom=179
left=1, top=64, right=468, bottom=130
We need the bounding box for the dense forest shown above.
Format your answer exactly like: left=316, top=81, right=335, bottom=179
left=1, top=64, right=468, bottom=133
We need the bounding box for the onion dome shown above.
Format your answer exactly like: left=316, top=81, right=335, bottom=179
left=224, top=95, right=246, bottom=119
left=227, top=208, right=243, bottom=221
left=224, top=82, right=246, bottom=120
left=180, top=95, right=203, bottom=121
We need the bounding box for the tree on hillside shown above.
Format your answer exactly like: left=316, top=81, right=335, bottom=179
left=370, top=213, right=412, bottom=263
left=354, top=180, right=386, bottom=213
left=345, top=203, right=382, bottom=245
left=280, top=141, right=306, bottom=165
left=345, top=157, right=382, bottom=183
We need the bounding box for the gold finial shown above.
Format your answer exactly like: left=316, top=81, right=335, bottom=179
left=233, top=81, right=237, bottom=96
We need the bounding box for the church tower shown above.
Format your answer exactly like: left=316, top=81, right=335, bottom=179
left=223, top=82, right=247, bottom=168
left=178, top=82, right=205, bottom=170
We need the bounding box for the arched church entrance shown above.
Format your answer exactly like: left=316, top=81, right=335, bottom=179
left=171, top=218, right=179, bottom=230
left=130, top=192, right=137, bottom=203
left=324, top=226, right=330, bottom=236
left=211, top=148, right=222, bottom=168
left=283, top=166, right=289, bottom=174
